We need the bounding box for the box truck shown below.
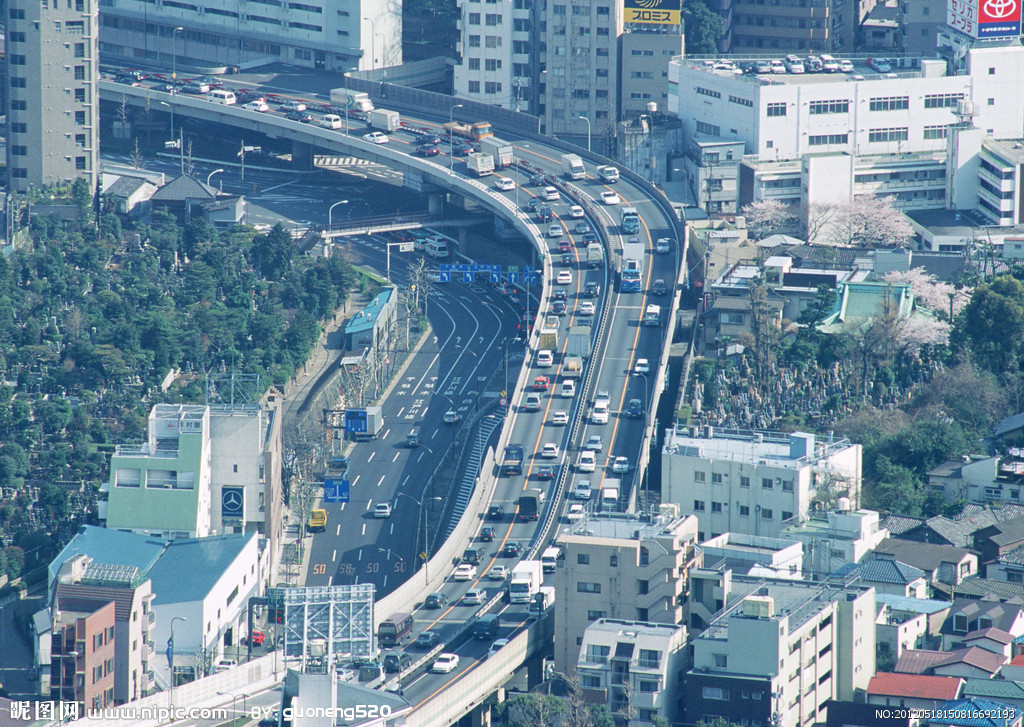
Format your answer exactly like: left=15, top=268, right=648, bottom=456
left=643, top=304, right=661, bottom=326
left=561, top=154, right=586, bottom=181
left=329, top=89, right=374, bottom=113
left=480, top=137, right=514, bottom=167
left=587, top=242, right=604, bottom=269
left=367, top=109, right=400, bottom=132
left=518, top=489, right=546, bottom=521
left=567, top=326, right=593, bottom=358
left=467, top=152, right=495, bottom=176
left=509, top=561, right=542, bottom=604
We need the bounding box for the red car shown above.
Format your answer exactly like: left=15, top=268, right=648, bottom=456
left=533, top=376, right=550, bottom=391
left=243, top=630, right=265, bottom=646
left=389, top=230, right=413, bottom=242
left=557, top=240, right=572, bottom=253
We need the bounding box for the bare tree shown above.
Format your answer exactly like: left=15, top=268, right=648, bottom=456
left=130, top=138, right=144, bottom=170
left=797, top=202, right=838, bottom=245
left=185, top=138, right=196, bottom=177
left=562, top=676, right=594, bottom=727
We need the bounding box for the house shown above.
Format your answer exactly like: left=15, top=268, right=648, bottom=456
left=870, top=539, right=978, bottom=587
left=702, top=293, right=786, bottom=348
left=975, top=518, right=1024, bottom=574
left=865, top=672, right=963, bottom=711
left=961, top=679, right=1024, bottom=713
left=149, top=175, right=221, bottom=223
left=875, top=594, right=951, bottom=658
left=996, top=415, right=1024, bottom=445
left=893, top=504, right=1024, bottom=547
left=962, top=628, right=1015, bottom=659
left=946, top=578, right=1024, bottom=601
left=928, top=452, right=1024, bottom=507
left=199, top=196, right=245, bottom=227
left=942, top=596, right=1024, bottom=650
left=895, top=646, right=1006, bottom=679
left=930, top=698, right=1022, bottom=727
left=103, top=175, right=158, bottom=217
left=831, top=559, right=926, bottom=598
left=989, top=546, right=1024, bottom=585
left=817, top=281, right=919, bottom=335
left=782, top=508, right=888, bottom=580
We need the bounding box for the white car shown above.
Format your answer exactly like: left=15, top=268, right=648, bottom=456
left=443, top=409, right=459, bottom=424
left=487, top=639, right=510, bottom=658
left=280, top=99, right=307, bottom=111
left=820, top=54, right=840, bottom=72
left=541, top=443, right=559, bottom=459
left=576, top=451, right=596, bottom=472
left=769, top=59, right=786, bottom=74
left=556, top=271, right=573, bottom=285
left=548, top=224, right=564, bottom=238
left=655, top=238, right=672, bottom=254
left=612, top=456, right=629, bottom=473
left=601, top=191, right=621, bottom=205
left=560, top=380, right=576, bottom=398
left=552, top=410, right=569, bottom=425
left=868, top=57, right=892, bottom=72
left=567, top=503, right=586, bottom=521
left=573, top=480, right=593, bottom=499
left=583, top=434, right=604, bottom=451
left=244, top=100, right=270, bottom=112
left=363, top=132, right=389, bottom=144
left=838, top=59, right=855, bottom=73
left=634, top=358, right=650, bottom=374
left=374, top=503, right=392, bottom=518
left=495, top=176, right=515, bottom=191
left=568, top=205, right=585, bottom=218
left=463, top=588, right=486, bottom=605
left=432, top=653, right=460, bottom=673
left=579, top=301, right=595, bottom=315
left=453, top=564, right=477, bottom=581
left=544, top=186, right=560, bottom=201
left=536, top=349, right=554, bottom=367
left=488, top=565, right=509, bottom=580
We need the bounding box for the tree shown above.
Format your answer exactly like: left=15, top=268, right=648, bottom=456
left=697, top=718, right=745, bottom=727
left=884, top=268, right=973, bottom=321
left=684, top=0, right=724, bottom=55
left=797, top=202, right=837, bottom=245
left=869, top=454, right=923, bottom=515
left=741, top=199, right=796, bottom=240
left=957, top=275, right=1024, bottom=374
left=835, top=195, right=912, bottom=247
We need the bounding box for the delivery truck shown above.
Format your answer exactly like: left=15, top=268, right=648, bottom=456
left=443, top=120, right=494, bottom=140
left=561, top=153, right=586, bottom=181
left=349, top=406, right=384, bottom=440
left=601, top=479, right=621, bottom=511
left=509, top=560, right=543, bottom=604
left=529, top=586, right=556, bottom=616
left=540, top=546, right=561, bottom=573
left=480, top=137, right=514, bottom=167
left=467, top=152, right=495, bottom=176
left=563, top=354, right=583, bottom=378
left=329, top=89, right=374, bottom=113
left=587, top=242, right=604, bottom=269
left=539, top=326, right=559, bottom=351
left=567, top=326, right=593, bottom=359
left=501, top=443, right=525, bottom=476
left=367, top=109, right=400, bottom=132
left=518, top=488, right=546, bottom=521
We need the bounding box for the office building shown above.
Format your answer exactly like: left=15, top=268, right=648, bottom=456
left=97, top=0, right=397, bottom=72
left=51, top=597, right=116, bottom=713
left=553, top=510, right=700, bottom=673
left=577, top=619, right=688, bottom=726
left=6, top=0, right=99, bottom=193
left=901, top=0, right=947, bottom=56
left=716, top=0, right=872, bottom=54
left=684, top=577, right=876, bottom=727
left=661, top=428, right=863, bottom=540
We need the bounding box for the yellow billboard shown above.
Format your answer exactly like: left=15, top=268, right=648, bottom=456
left=624, top=0, right=682, bottom=25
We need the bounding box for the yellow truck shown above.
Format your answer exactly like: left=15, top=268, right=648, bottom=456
left=308, top=509, right=327, bottom=532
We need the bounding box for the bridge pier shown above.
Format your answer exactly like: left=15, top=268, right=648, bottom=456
left=427, top=193, right=444, bottom=216
left=291, top=140, right=314, bottom=169
left=463, top=702, right=493, bottom=727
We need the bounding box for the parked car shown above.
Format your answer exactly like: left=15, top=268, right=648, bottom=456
left=868, top=57, right=892, bottom=72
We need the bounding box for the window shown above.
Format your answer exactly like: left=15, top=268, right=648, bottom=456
left=869, top=96, right=909, bottom=111
left=74, top=43, right=86, bottom=58
left=75, top=88, right=87, bottom=103
left=75, top=156, right=87, bottom=170
left=10, top=101, right=26, bottom=111
left=9, top=31, right=26, bottom=43
left=740, top=476, right=751, bottom=488
left=468, top=35, right=480, bottom=47
left=485, top=58, right=501, bottom=71
left=639, top=648, right=661, bottom=668
left=485, top=12, right=501, bottom=24
left=694, top=500, right=706, bottom=511
left=596, top=68, right=608, bottom=78
left=553, top=3, right=566, bottom=11
left=694, top=471, right=706, bottom=483
left=11, top=123, right=27, bottom=133
left=782, top=511, right=793, bottom=521
left=739, top=505, right=750, bottom=516
left=782, top=480, right=793, bottom=492
left=578, top=581, right=601, bottom=593
left=597, top=4, right=609, bottom=12
left=1009, top=571, right=1024, bottom=583
left=762, top=478, right=773, bottom=489
left=696, top=121, right=720, bottom=136
left=869, top=127, right=909, bottom=142
left=729, top=95, right=753, bottom=108
left=696, top=87, right=721, bottom=99
left=75, top=65, right=86, bottom=80
left=9, top=55, right=25, bottom=66
left=577, top=553, right=590, bottom=565
left=468, top=58, right=480, bottom=70
left=597, top=48, right=609, bottom=56
left=9, top=8, right=25, bottom=18
left=639, top=680, right=659, bottom=693
left=610, top=554, right=618, bottom=567
left=767, top=102, right=787, bottom=117
left=924, top=92, right=963, bottom=108
left=988, top=98, right=995, bottom=106
left=808, top=133, right=848, bottom=146
left=711, top=501, right=723, bottom=513
left=713, top=653, right=728, bottom=668
left=11, top=168, right=27, bottom=179
left=485, top=35, right=501, bottom=47
left=588, top=610, right=607, bottom=619
left=468, top=81, right=480, bottom=93
left=469, top=12, right=481, bottom=23
left=75, top=111, right=87, bottom=126
left=10, top=78, right=26, bottom=89
left=762, top=509, right=773, bottom=519
left=637, top=579, right=648, bottom=595
left=586, top=644, right=610, bottom=662
left=582, top=675, right=601, bottom=688
left=809, top=99, right=849, bottom=114
left=924, top=125, right=949, bottom=140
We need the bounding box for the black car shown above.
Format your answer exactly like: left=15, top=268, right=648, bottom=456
left=418, top=143, right=441, bottom=157
left=453, top=141, right=474, bottom=155
left=527, top=197, right=544, bottom=212
left=537, top=205, right=553, bottom=222
left=487, top=504, right=504, bottom=521
left=480, top=526, right=496, bottom=542
left=551, top=301, right=566, bottom=315
left=553, top=289, right=569, bottom=301
left=530, top=173, right=547, bottom=186
left=501, top=542, right=523, bottom=557
left=419, top=133, right=443, bottom=145
left=561, top=253, right=573, bottom=266
left=536, top=465, right=555, bottom=479
left=286, top=110, right=314, bottom=123
left=626, top=398, right=644, bottom=418
left=584, top=282, right=601, bottom=298
left=424, top=592, right=449, bottom=608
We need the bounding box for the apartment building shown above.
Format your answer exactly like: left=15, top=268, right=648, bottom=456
left=782, top=508, right=889, bottom=579
left=6, top=0, right=99, bottom=193
left=718, top=0, right=871, bottom=54
left=661, top=428, right=863, bottom=540
left=685, top=577, right=876, bottom=727
left=553, top=510, right=700, bottom=673
left=97, top=0, right=397, bottom=72
left=51, top=597, right=117, bottom=714
left=701, top=532, right=804, bottom=579
left=577, top=619, right=688, bottom=726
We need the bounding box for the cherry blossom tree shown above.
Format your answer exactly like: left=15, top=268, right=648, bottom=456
left=884, top=268, right=973, bottom=321
left=740, top=199, right=796, bottom=239
left=835, top=195, right=913, bottom=247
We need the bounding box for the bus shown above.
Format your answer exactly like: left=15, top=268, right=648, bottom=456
left=620, top=206, right=640, bottom=235
left=621, top=239, right=645, bottom=293
left=378, top=612, right=415, bottom=647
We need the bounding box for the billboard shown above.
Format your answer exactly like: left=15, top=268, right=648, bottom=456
left=947, top=0, right=1021, bottom=38
left=624, top=0, right=681, bottom=25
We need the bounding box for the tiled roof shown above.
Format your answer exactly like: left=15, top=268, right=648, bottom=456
left=1000, top=545, right=1024, bottom=566
left=867, top=672, right=962, bottom=700
left=964, top=627, right=1014, bottom=645
left=896, top=649, right=957, bottom=674
left=105, top=175, right=153, bottom=199
left=897, top=647, right=1007, bottom=676
left=950, top=578, right=1024, bottom=601
left=836, top=557, right=924, bottom=585
left=150, top=174, right=219, bottom=202
left=873, top=538, right=975, bottom=572
left=942, top=647, right=1007, bottom=675
left=933, top=698, right=1020, bottom=727
left=930, top=460, right=966, bottom=478
left=882, top=515, right=927, bottom=536
left=55, top=582, right=141, bottom=621
left=995, top=412, right=1024, bottom=438
left=908, top=253, right=968, bottom=284
left=962, top=678, right=1024, bottom=701
left=984, top=518, right=1024, bottom=547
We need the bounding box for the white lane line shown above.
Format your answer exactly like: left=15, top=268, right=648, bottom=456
left=382, top=428, right=391, bottom=439
left=377, top=475, right=385, bottom=487
left=397, top=407, right=405, bottom=417
left=392, top=452, right=400, bottom=462
left=352, top=475, right=361, bottom=486
left=336, top=524, right=341, bottom=535
left=332, top=549, right=337, bottom=562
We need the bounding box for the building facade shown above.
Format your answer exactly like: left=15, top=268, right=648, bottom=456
left=51, top=598, right=117, bottom=713
left=6, top=0, right=99, bottom=193
left=782, top=508, right=889, bottom=579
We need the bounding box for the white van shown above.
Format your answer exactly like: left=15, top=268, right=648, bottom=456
left=601, top=487, right=619, bottom=512
left=425, top=239, right=449, bottom=258
left=321, top=114, right=343, bottom=130
left=209, top=89, right=237, bottom=105
left=494, top=177, right=515, bottom=191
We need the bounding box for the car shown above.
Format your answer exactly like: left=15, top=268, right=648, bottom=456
left=556, top=271, right=573, bottom=285
left=612, top=456, right=630, bottom=473
left=495, top=176, right=515, bottom=191
left=755, top=59, right=772, bottom=74
left=567, top=503, right=586, bottom=521
left=653, top=279, right=668, bottom=295
left=574, top=221, right=591, bottom=235
left=784, top=55, right=805, bottom=73
left=569, top=205, right=585, bottom=219
left=443, top=409, right=460, bottom=424
left=242, top=630, right=266, bottom=646
left=868, top=57, right=892, bottom=72
left=537, top=204, right=553, bottom=222
left=382, top=652, right=412, bottom=674
left=526, top=197, right=544, bottom=212
left=419, top=133, right=444, bottom=145
left=552, top=300, right=567, bottom=316
left=279, top=99, right=307, bottom=112
left=154, top=82, right=179, bottom=93
left=463, top=588, right=487, bottom=605
left=579, top=301, right=596, bottom=315
left=583, top=434, right=604, bottom=452
left=576, top=450, right=596, bottom=472
left=258, top=718, right=278, bottom=727
left=501, top=541, right=523, bottom=557
left=561, top=253, right=574, bottom=266
left=452, top=141, right=475, bottom=155
left=432, top=653, right=460, bottom=673
left=406, top=432, right=421, bottom=449
left=453, top=564, right=477, bottom=581
left=243, top=99, right=270, bottom=112
left=286, top=110, right=315, bottom=123
left=537, top=464, right=555, bottom=479
left=418, top=143, right=441, bottom=156
left=601, top=191, right=621, bottom=205
left=560, top=380, right=576, bottom=398
left=374, top=503, right=392, bottom=518
left=489, top=565, right=509, bottom=580
left=581, top=232, right=599, bottom=245
left=655, top=237, right=672, bottom=254
left=487, top=505, right=504, bottom=521
left=537, top=350, right=554, bottom=367
left=838, top=59, right=855, bottom=73
left=414, top=631, right=441, bottom=648
left=769, top=59, right=786, bottom=74
left=544, top=186, right=560, bottom=201
left=553, top=288, right=569, bottom=301
left=584, top=281, right=600, bottom=298
left=626, top=398, right=644, bottom=418
left=363, top=131, right=389, bottom=144
left=820, top=54, right=840, bottom=72
left=541, top=442, right=559, bottom=458
left=573, top=481, right=593, bottom=499
left=480, top=526, right=496, bottom=542
left=487, top=639, right=511, bottom=658
left=547, top=224, right=564, bottom=238
left=558, top=239, right=572, bottom=253
left=533, top=375, right=550, bottom=390
left=635, top=358, right=650, bottom=374
left=183, top=82, right=211, bottom=94
left=552, top=410, right=569, bottom=425
left=530, top=173, right=547, bottom=185
left=805, top=55, right=823, bottom=73
left=424, top=592, right=449, bottom=608
left=595, top=390, right=611, bottom=408
left=577, top=317, right=592, bottom=327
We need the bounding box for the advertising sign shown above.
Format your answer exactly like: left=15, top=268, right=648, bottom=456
left=978, top=0, right=1021, bottom=37
left=221, top=486, right=245, bottom=521
left=624, top=0, right=682, bottom=24
left=948, top=0, right=979, bottom=36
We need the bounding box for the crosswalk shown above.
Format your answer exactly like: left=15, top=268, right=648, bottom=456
left=445, top=413, right=504, bottom=538
left=314, top=156, right=380, bottom=167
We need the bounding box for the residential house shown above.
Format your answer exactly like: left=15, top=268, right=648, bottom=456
left=930, top=699, right=1022, bottom=727
left=947, top=577, right=1024, bottom=601
left=870, top=539, right=978, bottom=588
left=961, top=680, right=1024, bottom=713
left=782, top=508, right=888, bottom=579
left=995, top=415, right=1024, bottom=445
left=942, top=596, right=1024, bottom=651
left=888, top=504, right=1024, bottom=548
left=990, top=546, right=1024, bottom=584
left=865, top=672, right=963, bottom=711
left=831, top=559, right=926, bottom=598
left=895, top=647, right=1006, bottom=679
left=51, top=598, right=116, bottom=713
left=149, top=175, right=222, bottom=224
left=102, top=175, right=158, bottom=217
left=962, top=628, right=1015, bottom=659
left=975, top=519, right=1024, bottom=575
left=875, top=595, right=951, bottom=661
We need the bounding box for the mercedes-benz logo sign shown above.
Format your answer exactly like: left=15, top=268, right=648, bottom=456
left=984, top=0, right=1017, bottom=19
left=222, top=489, right=243, bottom=510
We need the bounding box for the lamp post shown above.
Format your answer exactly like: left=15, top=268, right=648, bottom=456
left=385, top=240, right=411, bottom=283
left=342, top=67, right=358, bottom=135
left=328, top=199, right=349, bottom=231
left=577, top=115, right=591, bottom=152
left=397, top=492, right=442, bottom=582
left=206, top=168, right=224, bottom=189
left=217, top=691, right=248, bottom=720
left=362, top=17, right=376, bottom=69
left=172, top=27, right=184, bottom=86
left=449, top=103, right=464, bottom=172
left=168, top=616, right=187, bottom=709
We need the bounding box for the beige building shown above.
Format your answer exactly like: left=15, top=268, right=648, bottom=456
left=554, top=509, right=700, bottom=673
left=6, top=0, right=99, bottom=193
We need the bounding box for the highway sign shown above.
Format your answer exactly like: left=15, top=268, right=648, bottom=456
left=507, top=272, right=520, bottom=284
left=490, top=272, right=501, bottom=283
left=324, top=477, right=350, bottom=503
left=398, top=242, right=414, bottom=252
left=463, top=272, right=474, bottom=282
left=439, top=271, right=451, bottom=282
left=344, top=409, right=368, bottom=433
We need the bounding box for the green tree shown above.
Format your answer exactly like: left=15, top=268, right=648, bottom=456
left=251, top=224, right=295, bottom=280
left=869, top=454, right=923, bottom=515
left=685, top=0, right=725, bottom=55
left=697, top=718, right=745, bottom=727
left=35, top=397, right=73, bottom=435
left=957, top=275, right=1024, bottom=374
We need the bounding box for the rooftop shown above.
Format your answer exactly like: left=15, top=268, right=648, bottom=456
left=676, top=57, right=927, bottom=88
left=345, top=287, right=395, bottom=336
left=867, top=671, right=962, bottom=701
left=49, top=526, right=167, bottom=586
left=876, top=593, right=953, bottom=616
left=663, top=428, right=853, bottom=468
left=873, top=538, right=975, bottom=570
left=933, top=698, right=1020, bottom=727
left=147, top=532, right=256, bottom=604
left=962, top=678, right=1024, bottom=702
left=832, top=558, right=924, bottom=585
left=983, top=139, right=1024, bottom=166
left=561, top=512, right=697, bottom=546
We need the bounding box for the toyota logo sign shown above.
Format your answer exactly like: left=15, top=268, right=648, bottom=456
left=982, top=0, right=1017, bottom=18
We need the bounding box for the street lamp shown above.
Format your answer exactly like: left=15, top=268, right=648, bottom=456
left=172, top=27, right=184, bottom=85
left=206, top=168, right=224, bottom=189
left=217, top=691, right=248, bottom=719
left=168, top=616, right=187, bottom=708
left=449, top=103, right=464, bottom=172
left=328, top=199, right=349, bottom=231
left=362, top=17, right=376, bottom=69
left=397, top=492, right=442, bottom=582
left=577, top=115, right=591, bottom=152
left=342, top=67, right=358, bottom=135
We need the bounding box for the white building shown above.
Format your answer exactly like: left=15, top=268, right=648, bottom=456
left=781, top=507, right=888, bottom=579
left=700, top=532, right=804, bottom=579
left=577, top=619, right=688, bottom=726
left=661, top=428, right=863, bottom=540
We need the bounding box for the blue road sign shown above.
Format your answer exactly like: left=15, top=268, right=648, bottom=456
left=463, top=272, right=474, bottom=283
left=525, top=274, right=540, bottom=284
left=490, top=272, right=501, bottom=284
left=507, top=272, right=520, bottom=284
left=324, top=477, right=350, bottom=503
left=345, top=409, right=368, bottom=433
left=440, top=264, right=452, bottom=272
left=453, top=264, right=471, bottom=273
left=439, top=271, right=451, bottom=282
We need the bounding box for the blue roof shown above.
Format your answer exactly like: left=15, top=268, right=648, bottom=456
left=831, top=558, right=924, bottom=585
left=147, top=532, right=256, bottom=604
left=877, top=593, right=955, bottom=615
left=936, top=699, right=1020, bottom=727
left=49, top=525, right=167, bottom=586
left=345, top=287, right=394, bottom=336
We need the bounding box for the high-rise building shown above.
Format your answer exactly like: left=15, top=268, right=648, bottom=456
left=97, top=0, right=398, bottom=73
left=6, top=0, right=99, bottom=193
